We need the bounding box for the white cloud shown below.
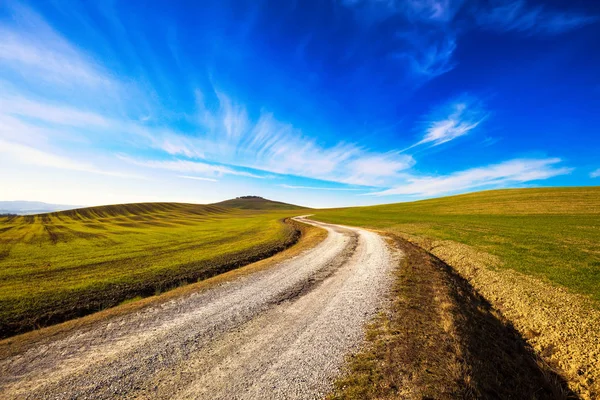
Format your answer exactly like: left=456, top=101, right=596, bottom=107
left=342, top=0, right=464, bottom=23
left=0, top=0, right=582, bottom=203
left=370, top=158, right=572, bottom=196
left=404, top=0, right=465, bottom=23
left=344, top=153, right=415, bottom=186
left=476, top=0, right=597, bottom=35
left=0, top=92, right=207, bottom=160
left=0, top=2, right=419, bottom=189
left=280, top=185, right=364, bottom=191
left=590, top=169, right=600, bottom=178
left=413, top=96, right=487, bottom=147
left=393, top=35, right=457, bottom=80
left=178, top=175, right=218, bottom=182
left=1, top=76, right=414, bottom=187
left=341, top=0, right=460, bottom=83
left=149, top=135, right=206, bottom=159
left=118, top=155, right=264, bottom=179
left=159, top=92, right=417, bottom=186
left=0, top=139, right=139, bottom=178
left=0, top=5, right=115, bottom=90
left=0, top=95, right=111, bottom=128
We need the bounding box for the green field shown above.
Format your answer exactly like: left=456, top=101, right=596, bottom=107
left=313, top=187, right=600, bottom=303
left=0, top=202, right=300, bottom=337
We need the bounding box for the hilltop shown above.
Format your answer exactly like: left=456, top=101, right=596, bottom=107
left=212, top=196, right=307, bottom=210
left=0, top=197, right=306, bottom=218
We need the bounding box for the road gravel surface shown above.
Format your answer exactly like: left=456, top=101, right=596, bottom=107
left=0, top=217, right=396, bottom=399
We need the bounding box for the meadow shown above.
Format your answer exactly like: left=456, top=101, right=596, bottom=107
left=0, top=203, right=300, bottom=337
left=313, top=187, right=600, bottom=303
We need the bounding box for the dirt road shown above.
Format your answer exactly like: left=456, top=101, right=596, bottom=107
left=0, top=217, right=396, bottom=399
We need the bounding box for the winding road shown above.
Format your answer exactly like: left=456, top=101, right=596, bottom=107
left=0, top=217, right=397, bottom=399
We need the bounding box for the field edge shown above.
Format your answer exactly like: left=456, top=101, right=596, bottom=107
left=327, top=234, right=575, bottom=399
left=0, top=218, right=327, bottom=357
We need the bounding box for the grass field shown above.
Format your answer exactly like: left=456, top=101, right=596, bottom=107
left=313, top=187, right=600, bottom=303
left=0, top=202, right=300, bottom=338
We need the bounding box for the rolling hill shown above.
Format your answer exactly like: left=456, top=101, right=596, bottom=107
left=0, top=201, right=302, bottom=338
left=314, top=187, right=600, bottom=399
left=314, top=186, right=600, bottom=300
left=212, top=196, right=307, bottom=210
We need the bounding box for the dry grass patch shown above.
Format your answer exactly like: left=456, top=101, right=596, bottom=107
left=405, top=235, right=600, bottom=400
left=329, top=236, right=574, bottom=399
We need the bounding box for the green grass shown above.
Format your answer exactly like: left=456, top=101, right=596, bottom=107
left=313, top=187, right=600, bottom=303
left=0, top=202, right=300, bottom=337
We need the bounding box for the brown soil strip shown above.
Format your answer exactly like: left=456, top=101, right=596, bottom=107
left=0, top=218, right=326, bottom=359
left=400, top=234, right=600, bottom=400
left=328, top=236, right=576, bottom=399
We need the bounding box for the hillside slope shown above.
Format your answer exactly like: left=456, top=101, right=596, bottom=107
left=315, top=187, right=600, bottom=299
left=314, top=186, right=600, bottom=398
left=0, top=202, right=300, bottom=337
left=213, top=196, right=306, bottom=210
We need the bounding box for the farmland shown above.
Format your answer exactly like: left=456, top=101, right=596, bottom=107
left=314, top=186, right=600, bottom=398
left=0, top=202, right=301, bottom=338
left=314, top=187, right=600, bottom=302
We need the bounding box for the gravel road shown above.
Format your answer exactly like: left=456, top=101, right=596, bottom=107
left=0, top=217, right=396, bottom=400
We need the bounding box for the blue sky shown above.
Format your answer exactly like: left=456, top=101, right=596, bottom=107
left=0, top=0, right=599, bottom=207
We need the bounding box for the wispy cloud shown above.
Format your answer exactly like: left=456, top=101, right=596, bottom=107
left=341, top=0, right=460, bottom=83
left=178, top=175, right=218, bottom=182
left=476, top=0, right=597, bottom=35
left=344, top=152, right=415, bottom=186
left=0, top=3, right=116, bottom=91
left=411, top=95, right=487, bottom=148
left=369, top=158, right=572, bottom=196
left=591, top=168, right=600, bottom=178
left=161, top=91, right=417, bottom=186
left=0, top=0, right=585, bottom=206
left=1, top=19, right=415, bottom=189
left=403, top=0, right=465, bottom=23
left=117, top=155, right=264, bottom=179
left=393, top=35, right=457, bottom=80
left=0, top=95, right=111, bottom=128
left=0, top=90, right=206, bottom=161
left=0, top=139, right=140, bottom=178
left=147, top=135, right=206, bottom=159
left=0, top=1, right=427, bottom=190
left=343, top=0, right=464, bottom=23
left=280, top=185, right=364, bottom=191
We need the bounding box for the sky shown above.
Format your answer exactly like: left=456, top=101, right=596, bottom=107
left=0, top=0, right=599, bottom=208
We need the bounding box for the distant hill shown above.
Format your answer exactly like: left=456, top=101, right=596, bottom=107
left=0, top=201, right=79, bottom=215
left=212, top=196, right=307, bottom=210
left=0, top=197, right=306, bottom=217
left=47, top=202, right=230, bottom=219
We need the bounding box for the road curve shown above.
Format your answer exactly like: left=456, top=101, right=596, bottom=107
left=0, top=217, right=396, bottom=400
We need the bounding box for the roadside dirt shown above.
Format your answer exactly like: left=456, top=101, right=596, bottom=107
left=0, top=218, right=396, bottom=399
left=394, top=233, right=598, bottom=400
left=329, top=236, right=575, bottom=400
